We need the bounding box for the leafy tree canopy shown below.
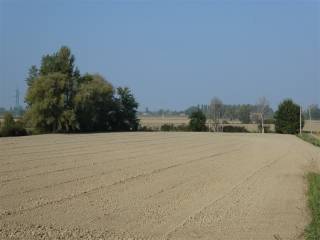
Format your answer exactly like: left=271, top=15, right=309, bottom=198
left=25, top=46, right=139, bottom=133
left=274, top=99, right=303, bottom=134
left=189, top=109, right=207, bottom=132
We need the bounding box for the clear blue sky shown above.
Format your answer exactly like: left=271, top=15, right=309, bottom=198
left=0, top=0, right=319, bottom=110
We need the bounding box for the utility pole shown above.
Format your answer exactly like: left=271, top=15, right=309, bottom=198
left=15, top=89, right=20, bottom=107
left=309, top=106, right=312, bottom=134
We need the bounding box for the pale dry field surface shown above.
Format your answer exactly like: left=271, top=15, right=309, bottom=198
left=0, top=132, right=320, bottom=240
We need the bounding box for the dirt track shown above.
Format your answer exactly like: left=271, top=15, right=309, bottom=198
left=0, top=133, right=319, bottom=240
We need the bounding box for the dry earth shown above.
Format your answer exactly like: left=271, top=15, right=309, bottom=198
left=0, top=132, right=320, bottom=240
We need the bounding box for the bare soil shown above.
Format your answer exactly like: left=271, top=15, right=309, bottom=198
left=0, top=132, right=319, bottom=239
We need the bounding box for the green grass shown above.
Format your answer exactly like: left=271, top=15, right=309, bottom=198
left=305, top=173, right=320, bottom=240
left=298, top=133, right=320, bottom=147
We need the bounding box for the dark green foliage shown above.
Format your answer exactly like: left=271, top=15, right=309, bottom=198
left=0, top=113, right=27, bottom=137
left=40, top=46, right=75, bottom=77
left=305, top=173, right=320, bottom=239
left=161, top=124, right=176, bottom=131
left=185, top=106, right=200, bottom=116
left=26, top=65, right=39, bottom=87
left=274, top=99, right=303, bottom=134
left=113, top=87, right=139, bottom=131
left=223, top=126, right=248, bottom=133
left=238, top=105, right=251, bottom=124
left=25, top=46, right=139, bottom=133
left=74, top=74, right=114, bottom=132
left=25, top=73, right=77, bottom=132
left=160, top=124, right=189, bottom=132
left=138, top=126, right=154, bottom=132
left=188, top=110, right=207, bottom=132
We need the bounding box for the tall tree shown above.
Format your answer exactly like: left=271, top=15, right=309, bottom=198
left=26, top=65, right=39, bottom=87
left=25, top=73, right=77, bottom=132
left=113, top=87, right=139, bottom=131
left=189, top=109, right=207, bottom=132
left=274, top=99, right=303, bottom=134
left=74, top=74, right=114, bottom=132
left=25, top=46, right=139, bottom=133
left=39, top=46, right=78, bottom=108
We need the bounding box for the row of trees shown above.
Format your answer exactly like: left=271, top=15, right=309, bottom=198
left=24, top=46, right=139, bottom=133
left=188, top=97, right=273, bottom=132
left=186, top=98, right=274, bottom=125
left=186, top=98, right=303, bottom=134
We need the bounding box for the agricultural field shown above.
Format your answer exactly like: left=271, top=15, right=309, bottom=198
left=139, top=116, right=320, bottom=133
left=304, top=120, right=320, bottom=133
left=1, top=133, right=319, bottom=239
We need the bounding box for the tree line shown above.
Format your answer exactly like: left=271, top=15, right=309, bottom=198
left=0, top=46, right=139, bottom=136
left=184, top=98, right=304, bottom=134
left=0, top=46, right=316, bottom=137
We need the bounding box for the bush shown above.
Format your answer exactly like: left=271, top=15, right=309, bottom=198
left=189, top=110, right=207, bottom=132
left=274, top=99, right=303, bottom=134
left=0, top=113, right=27, bottom=137
left=223, top=125, right=248, bottom=133
left=138, top=126, right=154, bottom=132
left=161, top=124, right=176, bottom=131
left=176, top=124, right=190, bottom=131
left=160, top=124, right=190, bottom=132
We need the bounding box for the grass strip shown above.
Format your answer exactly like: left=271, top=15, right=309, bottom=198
left=305, top=172, right=320, bottom=240
left=298, top=133, right=320, bottom=147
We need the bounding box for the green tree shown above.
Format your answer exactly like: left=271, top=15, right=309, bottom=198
left=26, top=65, right=39, bottom=87
left=113, top=87, right=139, bottom=131
left=189, top=109, right=207, bottom=132
left=40, top=46, right=75, bottom=76
left=39, top=46, right=79, bottom=108
left=24, top=46, right=139, bottom=133
left=74, top=74, right=114, bottom=132
left=274, top=99, right=303, bottom=134
left=25, top=73, right=77, bottom=132
left=238, top=105, right=251, bottom=124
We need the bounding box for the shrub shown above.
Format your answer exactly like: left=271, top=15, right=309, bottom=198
left=161, top=124, right=176, bottom=131
left=160, top=124, right=190, bottom=132
left=189, top=110, right=207, bottom=132
left=138, top=126, right=154, bottom=132
left=274, top=99, right=303, bottom=134
left=176, top=124, right=190, bottom=131
left=223, top=125, right=248, bottom=133
left=0, top=113, right=27, bottom=137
